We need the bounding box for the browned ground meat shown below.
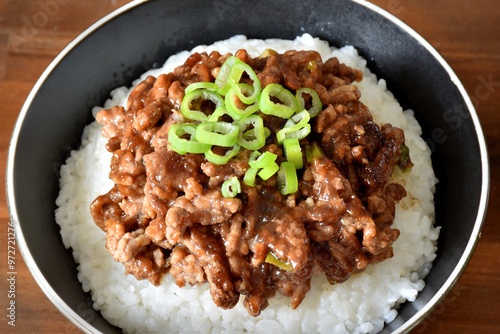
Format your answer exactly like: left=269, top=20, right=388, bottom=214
left=90, top=49, right=410, bottom=316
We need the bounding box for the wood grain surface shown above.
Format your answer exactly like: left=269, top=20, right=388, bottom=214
left=1, top=0, right=499, bottom=333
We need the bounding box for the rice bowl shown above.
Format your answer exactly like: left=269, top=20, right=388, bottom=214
left=7, top=1, right=489, bottom=333
left=54, top=34, right=439, bottom=334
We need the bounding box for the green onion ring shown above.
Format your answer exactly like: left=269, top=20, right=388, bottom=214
left=283, top=138, right=303, bottom=169
left=227, top=62, right=261, bottom=104
left=295, top=87, right=322, bottom=118
left=258, top=161, right=279, bottom=180
left=276, top=110, right=311, bottom=144
left=237, top=115, right=266, bottom=150
left=277, top=161, right=298, bottom=195
left=168, top=123, right=211, bottom=154
left=225, top=84, right=260, bottom=119
left=258, top=83, right=298, bottom=118
left=305, top=142, right=325, bottom=162
left=244, top=127, right=271, bottom=141
left=185, top=82, right=219, bottom=94
left=277, top=124, right=311, bottom=144
left=205, top=144, right=240, bottom=165
left=248, top=151, right=262, bottom=164
left=284, top=109, right=311, bottom=128
left=181, top=89, right=224, bottom=122
left=249, top=151, right=277, bottom=169
left=195, top=121, right=238, bottom=147
left=215, top=56, right=244, bottom=96
left=243, top=166, right=259, bottom=187
left=221, top=176, right=241, bottom=198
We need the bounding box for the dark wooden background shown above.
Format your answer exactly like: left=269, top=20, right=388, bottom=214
left=1, top=0, right=498, bottom=333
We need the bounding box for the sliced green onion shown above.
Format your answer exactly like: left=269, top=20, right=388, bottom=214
left=205, top=144, right=240, bottom=165
left=244, top=127, right=271, bottom=141
left=215, top=56, right=244, bottom=96
left=295, top=87, right=322, bottom=118
left=249, top=151, right=277, bottom=169
left=168, top=123, right=211, bottom=154
left=225, top=84, right=260, bottom=119
left=265, top=252, right=294, bottom=272
left=277, top=161, right=298, bottom=195
left=185, top=82, right=219, bottom=94
left=258, top=83, right=298, bottom=118
left=276, top=110, right=311, bottom=144
left=258, top=49, right=278, bottom=59
left=195, top=121, right=238, bottom=147
left=307, top=60, right=318, bottom=71
left=181, top=89, right=224, bottom=122
left=248, top=150, right=261, bottom=164
left=227, top=61, right=261, bottom=104
left=221, top=176, right=241, bottom=198
left=243, top=167, right=259, bottom=187
left=305, top=142, right=324, bottom=162
left=258, top=162, right=279, bottom=180
left=283, top=138, right=303, bottom=169
left=237, top=115, right=266, bottom=150
left=286, top=124, right=311, bottom=140
left=284, top=109, right=311, bottom=128
left=398, top=142, right=413, bottom=173
left=276, top=124, right=311, bottom=144
left=207, top=106, right=234, bottom=123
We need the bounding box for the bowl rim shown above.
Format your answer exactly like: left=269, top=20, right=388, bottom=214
left=5, top=0, right=490, bottom=333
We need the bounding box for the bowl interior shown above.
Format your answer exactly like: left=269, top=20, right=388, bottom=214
left=8, top=0, right=487, bottom=333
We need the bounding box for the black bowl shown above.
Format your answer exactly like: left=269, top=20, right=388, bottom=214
left=6, top=0, right=489, bottom=333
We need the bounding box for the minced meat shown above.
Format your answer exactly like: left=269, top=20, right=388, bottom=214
left=90, top=49, right=409, bottom=316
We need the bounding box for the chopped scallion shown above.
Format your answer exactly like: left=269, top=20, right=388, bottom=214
left=225, top=84, right=260, bottom=119
left=195, top=121, right=238, bottom=147
left=249, top=151, right=277, bottom=169
left=258, top=162, right=279, bottom=180
left=283, top=138, right=303, bottom=169
left=295, top=87, right=322, bottom=118
left=181, top=89, right=224, bottom=122
left=258, top=83, right=298, bottom=118
left=276, top=110, right=311, bottom=144
left=227, top=62, right=261, bottom=104
left=243, top=166, right=259, bottom=186
left=185, top=82, right=219, bottom=94
left=277, top=161, right=298, bottom=195
left=215, top=56, right=244, bottom=96
left=237, top=115, right=266, bottom=150
left=221, top=176, right=241, bottom=198
left=205, top=144, right=240, bottom=165
left=168, top=123, right=211, bottom=154
left=305, top=142, right=324, bottom=162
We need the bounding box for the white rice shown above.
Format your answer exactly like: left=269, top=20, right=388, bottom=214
left=55, top=34, right=439, bottom=334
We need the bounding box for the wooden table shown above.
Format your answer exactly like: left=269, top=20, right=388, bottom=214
left=0, top=1, right=498, bottom=333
